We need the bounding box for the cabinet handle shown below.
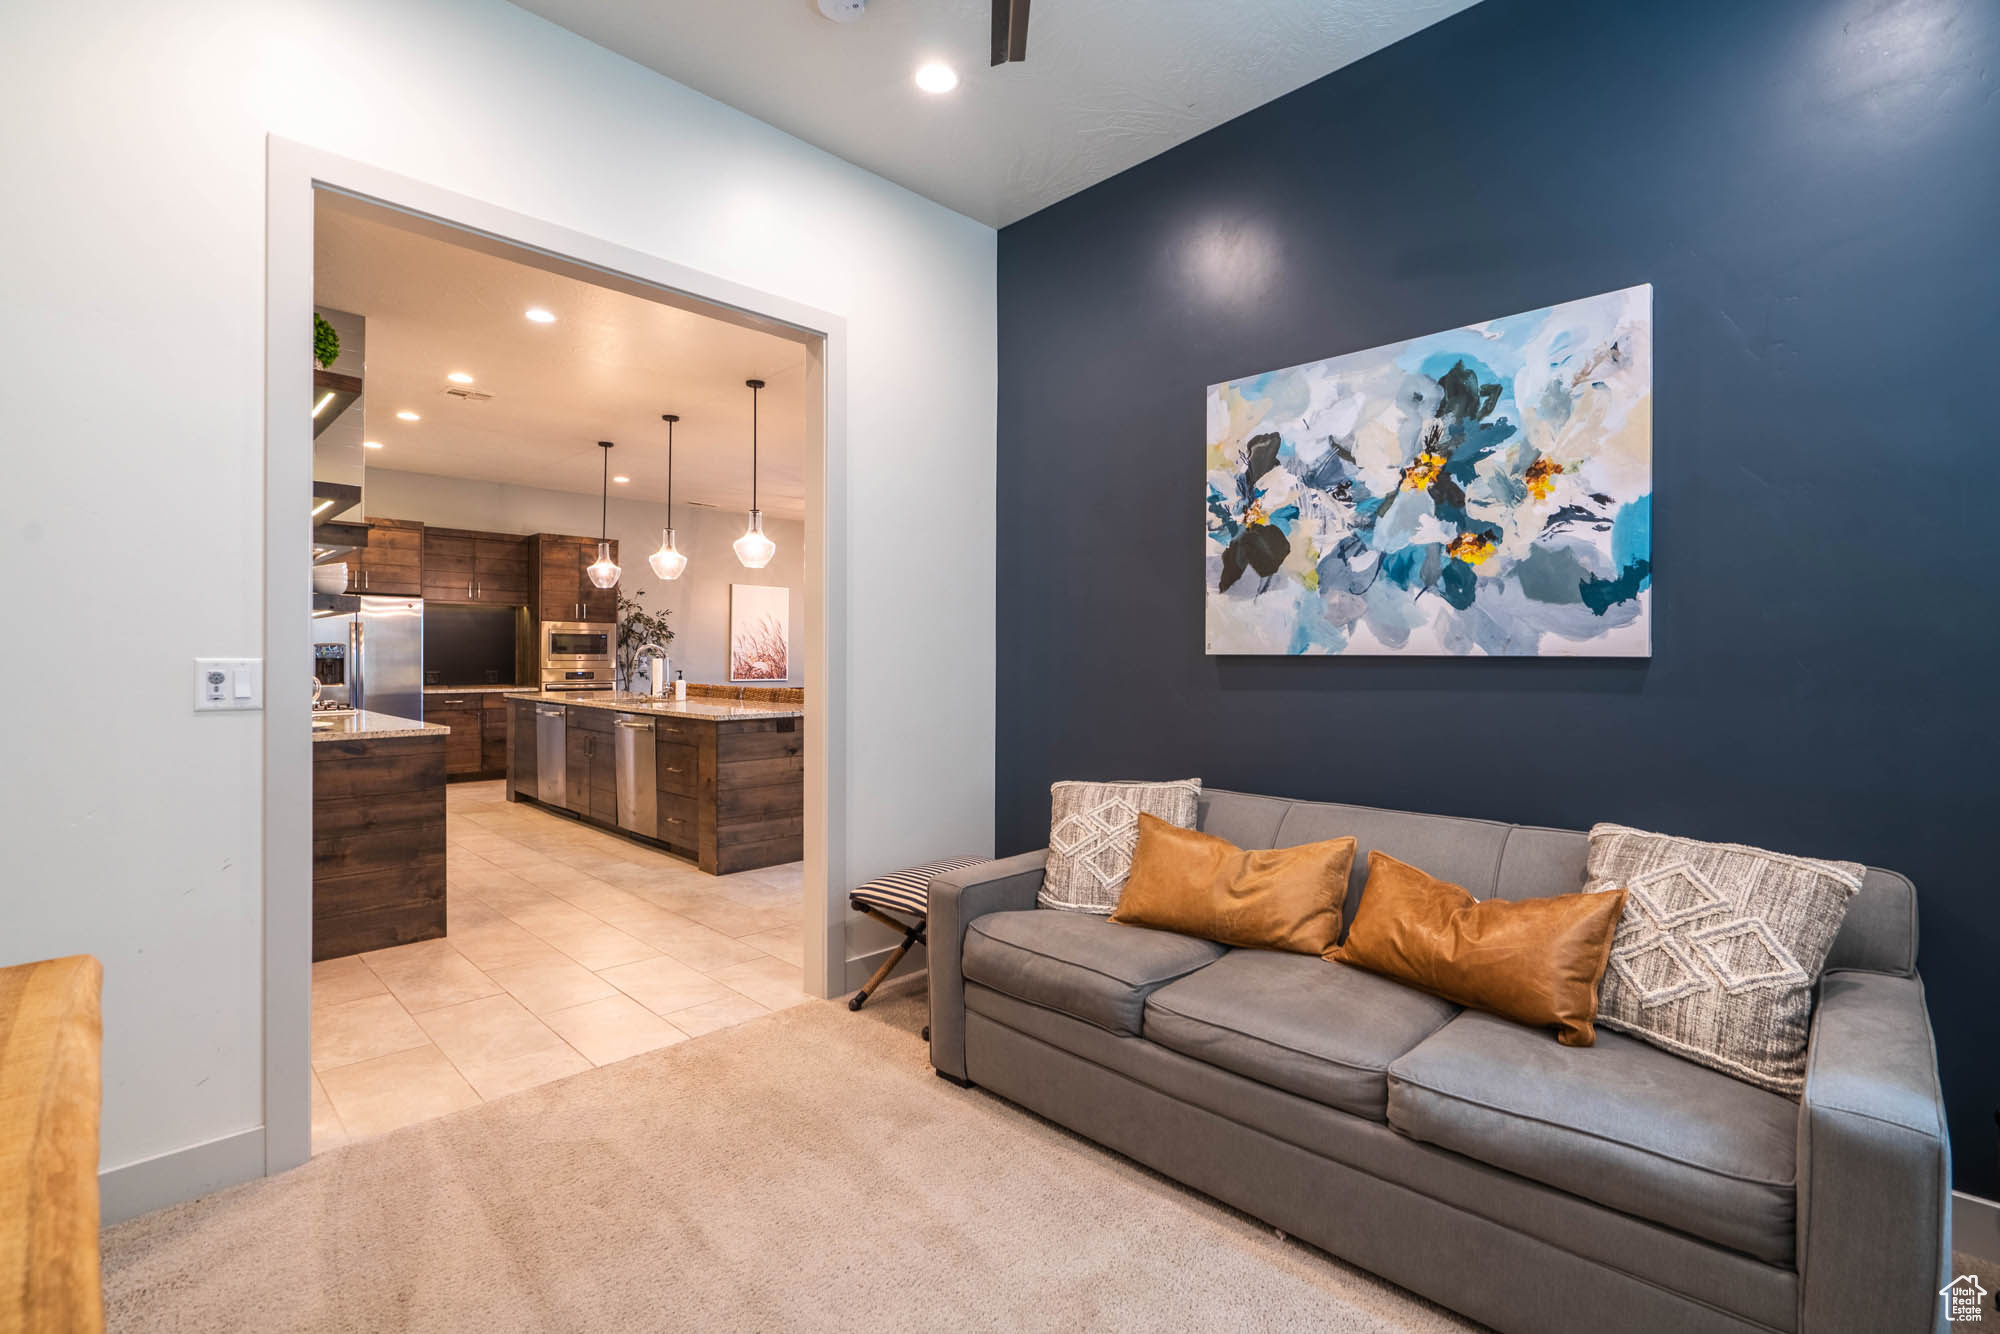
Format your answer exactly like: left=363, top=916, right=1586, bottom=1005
left=665, top=766, right=683, bottom=774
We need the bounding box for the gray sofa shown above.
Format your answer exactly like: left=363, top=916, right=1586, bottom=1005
left=928, top=790, right=1951, bottom=1334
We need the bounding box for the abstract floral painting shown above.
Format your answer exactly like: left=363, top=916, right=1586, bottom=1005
left=729, top=584, right=790, bottom=681
left=1206, top=284, right=1652, bottom=657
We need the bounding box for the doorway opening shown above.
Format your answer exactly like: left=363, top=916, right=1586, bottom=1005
left=267, top=142, right=846, bottom=1172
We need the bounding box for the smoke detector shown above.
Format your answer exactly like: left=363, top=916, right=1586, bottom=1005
left=816, top=0, right=866, bottom=21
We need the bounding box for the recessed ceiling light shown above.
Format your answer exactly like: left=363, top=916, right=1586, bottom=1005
left=363, top=440, right=384, bottom=450
left=446, top=371, right=474, bottom=384
left=395, top=410, right=421, bottom=422
left=612, top=475, right=631, bottom=485
left=524, top=307, right=556, bottom=324
left=914, top=62, right=958, bottom=94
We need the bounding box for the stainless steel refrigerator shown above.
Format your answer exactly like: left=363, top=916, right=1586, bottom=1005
left=310, top=593, right=425, bottom=721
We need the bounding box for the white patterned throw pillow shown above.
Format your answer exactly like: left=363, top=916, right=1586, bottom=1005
left=1585, top=823, right=1862, bottom=1096
left=1042, top=779, right=1202, bottom=914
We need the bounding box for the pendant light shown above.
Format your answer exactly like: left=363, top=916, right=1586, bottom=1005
left=587, top=441, right=622, bottom=589
left=733, top=378, right=777, bottom=569
left=648, top=413, right=688, bottom=580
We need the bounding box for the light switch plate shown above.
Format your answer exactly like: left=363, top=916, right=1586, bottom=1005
left=194, top=657, right=263, bottom=711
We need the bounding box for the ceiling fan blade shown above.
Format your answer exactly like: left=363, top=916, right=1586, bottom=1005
left=991, top=0, right=1030, bottom=65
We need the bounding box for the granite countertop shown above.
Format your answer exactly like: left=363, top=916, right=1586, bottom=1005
left=422, top=684, right=520, bottom=695
left=503, top=691, right=804, bottom=722
left=311, top=709, right=450, bottom=742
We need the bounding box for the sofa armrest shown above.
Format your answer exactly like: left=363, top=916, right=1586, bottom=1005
left=927, top=850, right=1047, bottom=1081
left=1798, top=970, right=1951, bottom=1334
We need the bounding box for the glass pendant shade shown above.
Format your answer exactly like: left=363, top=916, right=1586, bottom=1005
left=587, top=539, right=621, bottom=588
left=587, top=440, right=620, bottom=588
left=652, top=413, right=689, bottom=582
left=648, top=527, right=688, bottom=580
left=733, top=509, right=776, bottom=569
left=735, top=380, right=778, bottom=569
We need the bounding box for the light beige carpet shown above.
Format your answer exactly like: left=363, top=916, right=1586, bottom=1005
left=103, top=977, right=1479, bottom=1333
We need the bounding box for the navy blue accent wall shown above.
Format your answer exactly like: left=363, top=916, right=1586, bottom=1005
left=996, top=0, right=2000, bottom=1190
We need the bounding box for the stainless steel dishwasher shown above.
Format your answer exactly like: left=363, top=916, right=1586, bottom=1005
left=534, top=703, right=568, bottom=807
left=613, top=714, right=657, bottom=836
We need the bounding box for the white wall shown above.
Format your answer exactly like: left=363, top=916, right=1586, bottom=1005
left=365, top=468, right=804, bottom=685
left=0, top=0, right=994, bottom=1196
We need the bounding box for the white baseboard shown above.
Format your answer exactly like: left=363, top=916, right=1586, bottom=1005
left=1955, top=1192, right=2000, bottom=1264
left=843, top=941, right=927, bottom=993
left=99, top=1126, right=266, bottom=1225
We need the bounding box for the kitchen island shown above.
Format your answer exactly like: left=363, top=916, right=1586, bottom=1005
left=312, top=709, right=449, bottom=960
left=505, top=693, right=803, bottom=874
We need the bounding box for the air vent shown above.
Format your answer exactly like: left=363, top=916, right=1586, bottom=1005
left=443, top=386, right=493, bottom=402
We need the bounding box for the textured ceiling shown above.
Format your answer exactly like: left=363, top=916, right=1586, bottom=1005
left=315, top=194, right=807, bottom=518
left=513, top=0, right=1483, bottom=227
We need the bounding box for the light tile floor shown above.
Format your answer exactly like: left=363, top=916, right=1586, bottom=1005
left=310, top=779, right=807, bottom=1153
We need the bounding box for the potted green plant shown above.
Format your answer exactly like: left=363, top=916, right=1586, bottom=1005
left=313, top=314, right=341, bottom=369
left=615, top=591, right=676, bottom=691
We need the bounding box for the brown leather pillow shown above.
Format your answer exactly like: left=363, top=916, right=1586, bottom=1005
left=1330, top=852, right=1626, bottom=1046
left=1110, top=813, right=1356, bottom=955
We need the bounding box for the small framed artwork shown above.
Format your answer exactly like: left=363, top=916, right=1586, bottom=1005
left=729, top=584, right=790, bottom=681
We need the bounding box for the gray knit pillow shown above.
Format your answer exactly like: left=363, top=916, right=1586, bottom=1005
left=1041, top=779, right=1201, bottom=914
left=1585, top=823, right=1862, bottom=1096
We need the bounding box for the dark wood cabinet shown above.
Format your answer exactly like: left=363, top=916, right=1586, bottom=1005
left=423, top=527, right=529, bottom=605
left=344, top=520, right=606, bottom=614
left=427, top=692, right=511, bottom=780
left=481, top=696, right=509, bottom=772
left=530, top=533, right=618, bottom=623
left=344, top=518, right=424, bottom=596
left=710, top=719, right=805, bottom=873
left=420, top=529, right=475, bottom=603
left=426, top=694, right=484, bottom=777
left=476, top=534, right=531, bottom=605
left=533, top=534, right=580, bottom=622
left=563, top=707, right=617, bottom=823
left=313, top=732, right=445, bottom=960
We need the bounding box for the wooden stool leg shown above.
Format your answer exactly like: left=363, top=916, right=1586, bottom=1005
left=848, top=937, right=912, bottom=1011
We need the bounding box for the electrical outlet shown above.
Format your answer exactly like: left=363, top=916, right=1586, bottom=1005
left=194, top=658, right=263, bottom=712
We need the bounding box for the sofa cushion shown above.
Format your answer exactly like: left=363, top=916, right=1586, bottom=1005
left=1388, top=1010, right=1799, bottom=1264
left=1584, top=823, right=1863, bottom=1097
left=1111, top=815, right=1355, bottom=955
left=1042, top=778, right=1202, bottom=914
left=1145, top=952, right=1459, bottom=1121
left=962, top=910, right=1224, bottom=1035
left=1332, top=852, right=1626, bottom=1046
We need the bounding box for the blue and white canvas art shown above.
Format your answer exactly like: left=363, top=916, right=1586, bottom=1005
left=1205, top=284, right=1652, bottom=657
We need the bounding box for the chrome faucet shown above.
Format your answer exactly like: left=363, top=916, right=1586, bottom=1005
left=632, top=642, right=671, bottom=696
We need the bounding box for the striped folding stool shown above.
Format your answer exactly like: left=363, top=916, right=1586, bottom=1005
left=847, top=857, right=987, bottom=1032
